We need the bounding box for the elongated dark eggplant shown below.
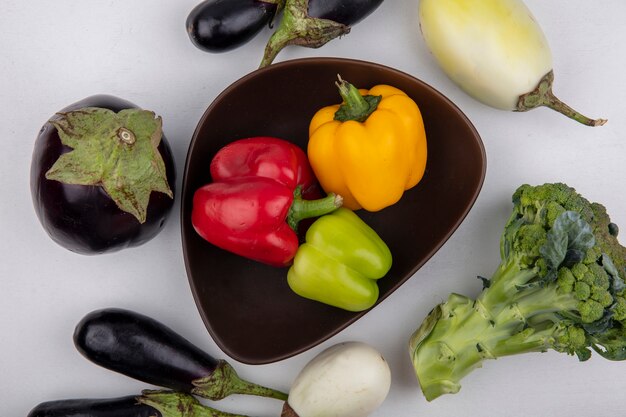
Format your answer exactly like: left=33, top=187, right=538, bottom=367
left=187, top=0, right=384, bottom=57
left=308, top=0, right=384, bottom=26
left=30, top=95, right=175, bottom=255
left=73, top=308, right=287, bottom=401
left=27, top=395, right=159, bottom=417
left=28, top=391, right=250, bottom=417
left=186, top=0, right=280, bottom=52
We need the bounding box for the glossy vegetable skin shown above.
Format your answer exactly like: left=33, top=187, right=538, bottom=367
left=192, top=137, right=341, bottom=267
left=186, top=0, right=279, bottom=52
left=27, top=391, right=247, bottom=417
left=282, top=342, right=391, bottom=417
left=418, top=0, right=606, bottom=126
left=209, top=136, right=319, bottom=199
left=73, top=308, right=288, bottom=401
left=30, top=95, right=176, bottom=254
left=187, top=0, right=384, bottom=55
left=287, top=208, right=392, bottom=311
left=308, top=0, right=384, bottom=25
left=308, top=78, right=427, bottom=211
left=27, top=396, right=159, bottom=417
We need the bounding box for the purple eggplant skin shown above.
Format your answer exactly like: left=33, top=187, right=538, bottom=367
left=30, top=95, right=176, bottom=255
left=186, top=0, right=278, bottom=52
left=308, top=0, right=384, bottom=26
left=27, top=396, right=160, bottom=417
left=73, top=308, right=219, bottom=393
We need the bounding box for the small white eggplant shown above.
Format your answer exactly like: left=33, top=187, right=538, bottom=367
left=419, top=0, right=606, bottom=126
left=282, top=342, right=391, bottom=417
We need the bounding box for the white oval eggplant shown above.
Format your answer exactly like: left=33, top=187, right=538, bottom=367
left=282, top=342, right=391, bottom=417
left=419, top=0, right=606, bottom=126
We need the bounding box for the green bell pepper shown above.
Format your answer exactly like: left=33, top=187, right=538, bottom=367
left=287, top=208, right=392, bottom=312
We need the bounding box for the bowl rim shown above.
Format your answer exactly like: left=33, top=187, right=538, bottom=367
left=180, top=56, right=487, bottom=363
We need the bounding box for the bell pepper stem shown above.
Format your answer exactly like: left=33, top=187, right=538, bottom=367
left=334, top=75, right=382, bottom=123
left=288, top=187, right=343, bottom=231
left=516, top=70, right=607, bottom=127
left=259, top=0, right=350, bottom=68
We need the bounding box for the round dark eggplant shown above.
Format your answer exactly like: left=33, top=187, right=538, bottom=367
left=73, top=308, right=288, bottom=401
left=186, top=0, right=279, bottom=52
left=30, top=95, right=176, bottom=255
left=309, top=0, right=384, bottom=26
left=27, top=396, right=159, bottom=417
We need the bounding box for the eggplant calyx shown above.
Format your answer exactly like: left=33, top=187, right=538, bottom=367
left=192, top=359, right=289, bottom=401
left=259, top=0, right=350, bottom=68
left=45, top=107, right=173, bottom=223
left=137, top=390, right=250, bottom=417
left=516, top=70, right=607, bottom=127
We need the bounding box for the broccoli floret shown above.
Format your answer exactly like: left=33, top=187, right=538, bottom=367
left=612, top=298, right=626, bottom=321
left=587, top=263, right=610, bottom=289
left=591, top=287, right=613, bottom=307
left=514, top=224, right=547, bottom=268
left=578, top=299, right=605, bottom=323
left=410, top=183, right=626, bottom=401
left=571, top=263, right=590, bottom=281
left=583, top=245, right=603, bottom=265
left=557, top=268, right=576, bottom=293
left=545, top=201, right=566, bottom=227
left=555, top=325, right=587, bottom=356
left=574, top=281, right=591, bottom=300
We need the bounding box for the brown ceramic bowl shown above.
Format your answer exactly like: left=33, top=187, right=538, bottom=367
left=181, top=57, right=486, bottom=364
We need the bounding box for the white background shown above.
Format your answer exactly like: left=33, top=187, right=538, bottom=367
left=2, top=1, right=626, bottom=416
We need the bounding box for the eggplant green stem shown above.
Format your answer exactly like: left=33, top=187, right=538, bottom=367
left=288, top=187, right=343, bottom=231
left=259, top=0, right=350, bottom=68
left=137, top=390, right=252, bottom=417
left=516, top=70, right=607, bottom=127
left=334, top=75, right=382, bottom=122
left=191, top=360, right=288, bottom=401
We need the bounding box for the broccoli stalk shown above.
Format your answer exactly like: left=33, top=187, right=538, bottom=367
left=409, top=183, right=626, bottom=401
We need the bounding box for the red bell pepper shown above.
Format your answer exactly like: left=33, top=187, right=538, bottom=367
left=191, top=137, right=343, bottom=267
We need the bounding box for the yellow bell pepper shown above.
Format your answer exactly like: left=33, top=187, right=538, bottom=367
left=308, top=76, right=427, bottom=211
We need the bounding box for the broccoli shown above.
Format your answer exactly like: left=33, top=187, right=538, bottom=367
left=409, top=183, right=626, bottom=401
